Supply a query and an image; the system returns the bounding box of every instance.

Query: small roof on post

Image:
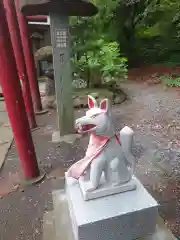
[19,0,98,16]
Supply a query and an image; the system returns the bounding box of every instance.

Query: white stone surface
[79,174,137,201]
[65,174,159,240]
[71,95,136,193]
[52,190,176,240]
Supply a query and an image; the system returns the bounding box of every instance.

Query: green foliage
[112,0,180,66]
[159,75,180,87]
[100,42,128,80]
[73,39,128,87]
[70,0,128,87]
[71,0,180,81]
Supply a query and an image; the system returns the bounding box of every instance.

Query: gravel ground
[118,81,180,235]
[0,80,180,238]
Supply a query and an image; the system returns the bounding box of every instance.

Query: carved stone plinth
[79,173,137,201]
[65,173,159,240]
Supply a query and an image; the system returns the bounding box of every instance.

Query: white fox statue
[67,95,136,193]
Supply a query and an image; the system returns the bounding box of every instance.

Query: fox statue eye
[91,114,99,119]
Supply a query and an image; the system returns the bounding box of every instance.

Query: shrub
[159,75,180,87]
[73,39,128,88]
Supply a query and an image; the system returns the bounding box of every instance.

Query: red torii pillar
[0,1,40,180]
[3,0,37,129]
[15,0,43,113]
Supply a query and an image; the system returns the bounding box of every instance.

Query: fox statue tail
[120,126,135,176]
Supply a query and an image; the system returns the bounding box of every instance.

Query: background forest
[70,0,180,87]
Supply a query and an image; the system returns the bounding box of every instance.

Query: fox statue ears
[100,99,109,112]
[88,95,111,115]
[88,95,98,108]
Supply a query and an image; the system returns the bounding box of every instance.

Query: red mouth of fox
[77,124,96,133]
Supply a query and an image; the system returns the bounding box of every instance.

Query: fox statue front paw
[86,182,98,192]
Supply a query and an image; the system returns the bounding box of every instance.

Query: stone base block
[79,175,137,201]
[65,174,159,240]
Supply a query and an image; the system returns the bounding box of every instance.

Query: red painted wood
[0,1,40,179]
[3,0,37,128]
[15,0,42,112]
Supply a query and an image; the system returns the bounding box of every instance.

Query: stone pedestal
[65,174,159,240]
[79,174,137,201]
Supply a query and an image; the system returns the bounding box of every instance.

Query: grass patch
[159,75,180,87]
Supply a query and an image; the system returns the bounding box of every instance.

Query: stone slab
[52,130,81,144]
[79,174,137,201]
[42,210,56,240]
[54,190,176,240]
[65,174,159,240]
[0,124,13,170]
